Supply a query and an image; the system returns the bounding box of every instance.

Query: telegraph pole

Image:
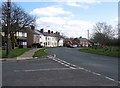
[6,0,11,57]
[87,30,89,40]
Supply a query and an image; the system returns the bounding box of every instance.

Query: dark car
[0,46,7,50]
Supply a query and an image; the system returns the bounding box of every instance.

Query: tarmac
[0,48,41,61]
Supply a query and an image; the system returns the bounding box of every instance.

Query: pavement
[0,48,41,61]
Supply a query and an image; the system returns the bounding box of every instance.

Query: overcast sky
[13,0,118,38]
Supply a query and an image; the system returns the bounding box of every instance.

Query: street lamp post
[6,0,11,57]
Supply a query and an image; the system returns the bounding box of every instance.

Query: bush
[32,43,43,48]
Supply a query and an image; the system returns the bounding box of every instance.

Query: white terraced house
[40,29,64,47]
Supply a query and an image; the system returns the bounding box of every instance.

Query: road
[46,47,118,81]
[2,47,119,86]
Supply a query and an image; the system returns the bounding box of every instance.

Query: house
[64,37,91,47]
[15,29,27,48]
[25,26,44,48]
[1,25,64,48]
[15,26,43,48]
[79,38,91,47]
[40,29,64,47]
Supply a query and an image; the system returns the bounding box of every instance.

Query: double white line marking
[50,54,120,84]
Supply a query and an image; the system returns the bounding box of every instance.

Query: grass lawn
[80,47,120,58]
[33,48,47,57]
[0,49,2,58]
[2,48,31,58]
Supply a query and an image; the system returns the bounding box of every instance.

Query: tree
[91,22,115,46]
[2,2,35,49]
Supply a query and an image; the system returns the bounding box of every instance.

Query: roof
[79,38,89,41]
[33,30,43,35]
[42,32,64,38]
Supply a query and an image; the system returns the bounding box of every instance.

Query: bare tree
[91,22,115,46]
[2,2,35,49]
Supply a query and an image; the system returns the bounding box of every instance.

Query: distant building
[79,38,91,47]
[1,25,64,48]
[40,29,64,47]
[64,37,91,47]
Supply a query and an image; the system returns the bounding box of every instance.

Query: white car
[69,45,77,48]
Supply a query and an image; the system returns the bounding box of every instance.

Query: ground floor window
[20,41,27,45]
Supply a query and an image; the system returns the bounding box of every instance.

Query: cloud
[36,16,94,38]
[64,0,100,4]
[113,17,118,22]
[30,6,71,17]
[66,2,89,9]
[11,0,118,2]
[29,2,95,38]
[67,2,81,7]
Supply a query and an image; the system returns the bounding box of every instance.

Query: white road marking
[71,64,77,67]
[60,63,64,64]
[48,54,119,84]
[105,77,115,81]
[70,67,76,69]
[65,64,69,67]
[14,68,72,72]
[118,81,120,84]
[78,67,84,70]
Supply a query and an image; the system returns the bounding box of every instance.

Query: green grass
[80,47,120,58]
[2,48,31,58]
[0,49,2,58]
[33,48,47,57]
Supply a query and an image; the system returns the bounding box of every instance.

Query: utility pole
[87,30,89,40]
[6,0,11,57]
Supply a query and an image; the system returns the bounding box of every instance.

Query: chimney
[48,30,50,34]
[58,32,60,35]
[51,31,53,33]
[40,28,44,33]
[31,25,35,30]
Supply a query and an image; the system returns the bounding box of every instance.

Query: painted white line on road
[70,67,76,69]
[57,61,61,63]
[105,77,115,81]
[14,68,72,72]
[65,64,69,67]
[78,67,84,70]
[65,62,71,65]
[49,54,119,84]
[60,63,64,64]
[71,64,77,67]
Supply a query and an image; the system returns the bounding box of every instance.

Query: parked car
[0,45,7,50]
[69,44,77,48]
[72,45,77,48]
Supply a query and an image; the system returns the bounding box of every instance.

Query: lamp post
[6,0,11,57]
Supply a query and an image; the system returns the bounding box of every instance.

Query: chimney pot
[48,30,50,34]
[31,25,35,30]
[51,31,53,33]
[40,28,44,33]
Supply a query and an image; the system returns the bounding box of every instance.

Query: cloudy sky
[14,0,118,38]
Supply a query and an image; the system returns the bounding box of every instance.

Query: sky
[4,0,118,38]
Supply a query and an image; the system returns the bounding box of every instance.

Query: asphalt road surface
[2,47,119,86]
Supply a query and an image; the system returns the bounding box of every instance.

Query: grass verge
[33,48,47,57]
[80,47,120,58]
[2,48,31,58]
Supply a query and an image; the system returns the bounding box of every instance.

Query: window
[48,42,50,45]
[20,41,27,45]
